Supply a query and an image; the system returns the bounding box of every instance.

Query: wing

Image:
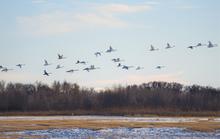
[44,70,47,74]
[58,54,62,58]
[151,45,154,50]
[44,60,48,65]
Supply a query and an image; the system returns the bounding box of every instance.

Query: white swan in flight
[194,43,206,47]
[187,46,194,49]
[16,64,25,68]
[106,46,116,53]
[89,65,100,70]
[56,64,64,69]
[117,63,122,67]
[136,66,144,70]
[112,58,124,63]
[83,67,91,72]
[149,45,159,51]
[58,54,66,60]
[165,43,175,49]
[1,67,13,72]
[76,60,87,65]
[44,60,52,66]
[94,52,102,57]
[188,43,206,49]
[66,69,79,73]
[83,65,100,72]
[43,70,51,76]
[122,65,134,70]
[207,41,218,48]
[156,66,165,69]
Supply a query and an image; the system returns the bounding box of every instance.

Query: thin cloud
[178,5,198,10]
[95,3,152,14]
[75,13,127,27]
[16,3,154,36]
[17,11,77,36]
[143,1,160,5]
[16,11,127,36]
[32,0,48,4]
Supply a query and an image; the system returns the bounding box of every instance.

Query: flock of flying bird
[0,41,218,76]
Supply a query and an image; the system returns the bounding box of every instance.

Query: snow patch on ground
[14,127,220,139]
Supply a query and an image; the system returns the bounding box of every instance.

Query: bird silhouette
[156,66,165,69]
[149,45,159,51]
[117,63,122,67]
[16,64,25,68]
[1,68,13,72]
[76,60,87,65]
[188,43,206,49]
[106,46,116,53]
[94,52,102,57]
[122,65,134,70]
[194,43,205,47]
[56,64,64,69]
[187,46,194,49]
[207,41,218,48]
[43,70,51,76]
[165,43,175,49]
[83,65,100,72]
[58,54,66,60]
[83,67,91,72]
[89,65,100,70]
[44,60,52,66]
[66,69,79,73]
[112,58,124,63]
[136,66,144,70]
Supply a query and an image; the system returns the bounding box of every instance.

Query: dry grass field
[0,116,220,139]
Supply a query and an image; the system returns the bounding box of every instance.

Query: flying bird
[16,64,25,68]
[136,66,144,70]
[106,46,116,53]
[207,41,218,48]
[194,43,206,47]
[58,54,66,60]
[56,64,64,69]
[43,70,51,76]
[156,66,165,69]
[66,69,79,73]
[76,60,87,65]
[149,45,159,51]
[165,43,175,49]
[122,65,134,70]
[117,63,122,67]
[44,60,52,66]
[1,68,13,72]
[94,52,102,57]
[188,43,206,49]
[112,58,124,63]
[187,46,194,49]
[89,65,100,70]
[83,65,100,72]
[83,67,91,72]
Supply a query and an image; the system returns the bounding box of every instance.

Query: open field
[0,116,220,138]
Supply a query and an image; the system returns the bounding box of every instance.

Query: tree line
[0,81,219,113]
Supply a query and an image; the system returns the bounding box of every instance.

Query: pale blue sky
[0,0,219,89]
